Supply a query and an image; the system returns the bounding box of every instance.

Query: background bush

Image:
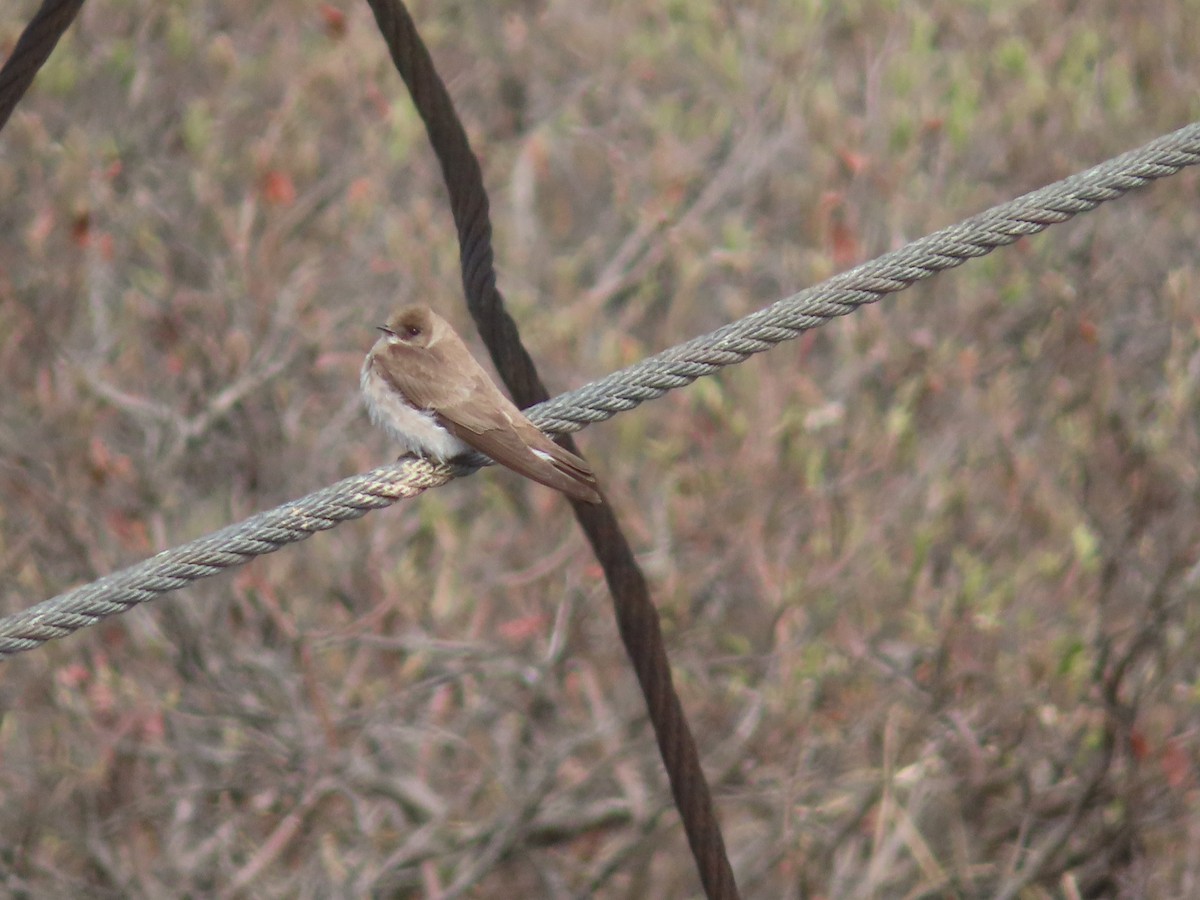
[2,1,1199,895]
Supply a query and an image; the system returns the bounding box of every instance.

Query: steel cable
[2,121,1198,660]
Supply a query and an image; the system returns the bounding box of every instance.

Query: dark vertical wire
[0,1,742,894]
[364,2,740,896]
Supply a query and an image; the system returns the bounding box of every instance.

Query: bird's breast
[360,358,470,460]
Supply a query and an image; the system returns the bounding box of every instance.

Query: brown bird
[361,304,601,504]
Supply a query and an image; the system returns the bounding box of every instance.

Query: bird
[361,304,602,504]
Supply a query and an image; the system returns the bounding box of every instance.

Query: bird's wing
[437,411,601,504]
[376,340,601,504]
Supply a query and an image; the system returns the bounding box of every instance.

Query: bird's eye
[405,325,422,338]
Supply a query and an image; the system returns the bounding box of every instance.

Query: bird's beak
[377,325,396,337]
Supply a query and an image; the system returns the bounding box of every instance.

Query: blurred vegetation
[2,0,1200,896]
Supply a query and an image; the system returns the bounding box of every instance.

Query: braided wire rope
[1,120,1198,661]
[534,123,1200,435]
[0,0,84,132]
[365,2,739,895]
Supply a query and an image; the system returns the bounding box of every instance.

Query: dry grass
[3,0,1200,896]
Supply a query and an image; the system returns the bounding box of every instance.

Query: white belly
[360,361,470,460]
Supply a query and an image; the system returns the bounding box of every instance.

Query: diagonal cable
[0,459,472,656]
[532,122,1200,434]
[2,121,1199,663]
[0,0,85,133]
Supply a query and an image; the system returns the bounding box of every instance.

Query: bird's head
[378,304,440,350]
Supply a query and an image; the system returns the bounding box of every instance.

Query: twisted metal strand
[0,0,85,132]
[528,123,1200,434]
[0,459,470,657]
[368,2,741,895]
[2,121,1199,659]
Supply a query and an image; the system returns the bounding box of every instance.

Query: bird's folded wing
[438,414,601,504]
